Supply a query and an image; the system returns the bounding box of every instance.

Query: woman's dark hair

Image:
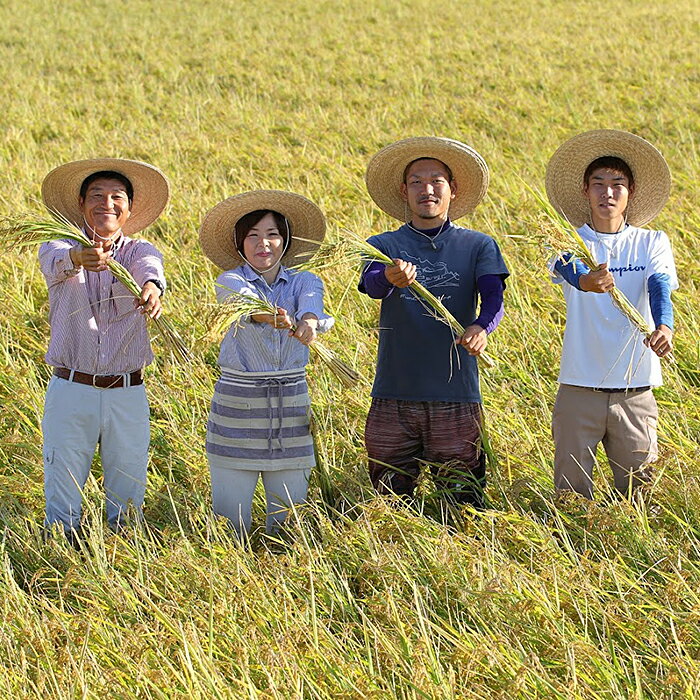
[79,170,134,204]
[583,157,635,188]
[234,209,290,253]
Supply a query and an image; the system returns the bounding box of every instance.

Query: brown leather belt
[53,367,144,388]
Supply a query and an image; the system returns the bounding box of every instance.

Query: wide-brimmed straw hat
[365,136,489,221]
[42,158,169,235]
[545,129,671,227]
[199,190,326,270]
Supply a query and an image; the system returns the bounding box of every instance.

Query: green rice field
[1,0,699,696]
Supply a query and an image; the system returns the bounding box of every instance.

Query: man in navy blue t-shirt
[359,137,509,508]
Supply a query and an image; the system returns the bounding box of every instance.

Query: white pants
[42,376,150,532]
[209,465,310,537]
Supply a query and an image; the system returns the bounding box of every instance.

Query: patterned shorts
[364,398,485,506]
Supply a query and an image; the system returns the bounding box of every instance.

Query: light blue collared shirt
[215,264,334,372]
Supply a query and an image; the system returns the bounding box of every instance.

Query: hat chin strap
[586,204,628,233]
[245,258,282,277]
[83,218,122,244]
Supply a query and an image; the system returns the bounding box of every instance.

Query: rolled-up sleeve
[129,241,166,291]
[38,240,81,286]
[295,272,334,333]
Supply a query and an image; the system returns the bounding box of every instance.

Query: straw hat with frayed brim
[545,129,671,227]
[42,158,169,235]
[199,190,326,270]
[365,137,489,221]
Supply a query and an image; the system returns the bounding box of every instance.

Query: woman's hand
[251,306,294,329]
[290,314,318,346]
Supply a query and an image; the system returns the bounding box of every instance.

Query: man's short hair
[402,158,454,184]
[80,170,134,205]
[234,209,290,253]
[583,157,635,188]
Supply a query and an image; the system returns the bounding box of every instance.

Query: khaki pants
[552,384,658,499]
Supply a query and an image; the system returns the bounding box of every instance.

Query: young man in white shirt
[546,130,677,499]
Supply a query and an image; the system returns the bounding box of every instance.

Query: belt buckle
[92,374,113,388]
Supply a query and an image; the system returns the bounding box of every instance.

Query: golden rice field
[1,0,699,697]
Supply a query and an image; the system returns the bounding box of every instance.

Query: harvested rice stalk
[0,212,190,361]
[204,287,361,389]
[527,185,671,358]
[331,228,496,368]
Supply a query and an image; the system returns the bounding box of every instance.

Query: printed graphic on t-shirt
[397,251,460,301]
[554,224,678,389]
[608,263,646,277]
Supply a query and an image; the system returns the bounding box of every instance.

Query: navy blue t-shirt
[360,223,509,403]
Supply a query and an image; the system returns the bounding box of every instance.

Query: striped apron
[206,367,315,471]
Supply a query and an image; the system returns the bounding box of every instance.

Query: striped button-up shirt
[38,235,166,374]
[216,264,334,372]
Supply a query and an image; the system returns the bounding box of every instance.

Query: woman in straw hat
[39,158,169,540]
[546,129,677,500]
[359,137,509,509]
[199,190,333,537]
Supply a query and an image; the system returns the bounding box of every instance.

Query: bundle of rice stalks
[527,186,668,356]
[0,212,190,361]
[204,287,361,389]
[333,228,496,368]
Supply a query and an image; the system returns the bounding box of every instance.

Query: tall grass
[0,0,699,696]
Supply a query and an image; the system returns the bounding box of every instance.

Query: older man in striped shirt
[38,158,169,538]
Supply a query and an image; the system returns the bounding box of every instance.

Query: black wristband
[145,278,165,296]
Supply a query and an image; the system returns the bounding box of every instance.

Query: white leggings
[209,466,310,536]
